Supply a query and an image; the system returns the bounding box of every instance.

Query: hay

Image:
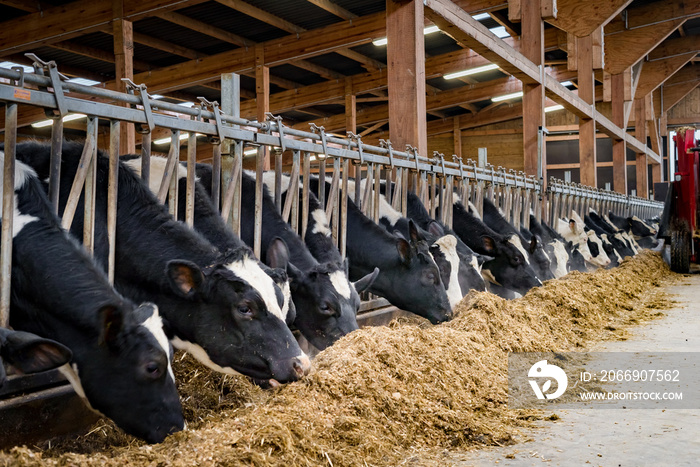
[0,252,678,466]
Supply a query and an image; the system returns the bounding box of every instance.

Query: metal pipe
[254,145,264,259]
[82,116,98,255]
[185,132,197,227]
[1,103,17,327]
[48,118,63,215]
[107,120,120,285]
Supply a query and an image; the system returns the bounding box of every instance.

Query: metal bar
[429,172,437,219]
[373,163,381,224]
[185,132,197,227]
[48,118,63,215]
[1,103,17,327]
[167,140,180,221]
[318,157,326,208]
[340,158,348,258]
[331,157,341,247]
[156,130,180,204]
[281,155,300,224]
[354,163,362,207]
[274,149,282,213]
[211,143,221,211]
[325,158,340,222]
[107,120,119,285]
[82,116,98,255]
[289,150,300,234]
[61,126,96,231]
[220,149,241,224]
[140,132,151,184]
[232,141,242,236]
[254,145,264,259]
[301,152,310,239]
[362,164,373,217]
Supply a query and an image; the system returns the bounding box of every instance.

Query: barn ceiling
[0,0,697,139]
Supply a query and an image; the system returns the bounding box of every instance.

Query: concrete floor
[451,272,700,467]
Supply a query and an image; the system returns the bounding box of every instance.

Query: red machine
[662,129,699,272]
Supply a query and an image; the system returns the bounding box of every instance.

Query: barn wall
[668,87,700,124]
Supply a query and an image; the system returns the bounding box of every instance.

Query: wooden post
[386,0,427,159]
[453,117,462,158]
[611,72,627,194]
[112,0,135,154]
[634,96,648,198]
[521,0,544,178]
[255,44,270,171]
[345,77,358,182]
[577,33,596,187]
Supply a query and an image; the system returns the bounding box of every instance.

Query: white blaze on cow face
[310,209,331,236]
[329,270,352,299]
[226,256,286,322]
[435,234,463,309]
[0,154,40,237]
[631,215,656,235]
[470,255,481,273]
[557,218,593,263]
[550,240,569,278]
[508,235,530,265]
[586,231,610,267]
[140,305,175,382]
[279,279,292,318]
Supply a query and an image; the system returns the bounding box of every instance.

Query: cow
[0,327,72,387]
[13,141,309,387]
[404,191,487,295]
[569,210,611,268]
[583,214,633,263]
[607,211,658,249]
[349,179,478,309]
[480,198,555,282]
[526,215,570,278]
[588,211,638,256]
[555,215,608,270]
[2,151,184,443]
[309,178,452,324]
[122,156,296,330]
[450,199,542,298]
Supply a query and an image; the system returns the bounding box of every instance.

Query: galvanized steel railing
[0,58,664,325]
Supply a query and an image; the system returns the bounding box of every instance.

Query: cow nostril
[292,360,304,378]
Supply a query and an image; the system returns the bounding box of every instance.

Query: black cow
[0,327,72,387]
[309,178,452,324]
[451,200,541,298]
[13,141,309,386]
[3,153,183,443]
[481,198,554,282]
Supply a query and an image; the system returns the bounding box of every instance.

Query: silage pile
[1,252,677,466]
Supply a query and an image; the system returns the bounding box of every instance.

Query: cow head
[525,235,556,281]
[565,241,588,272]
[59,302,184,444]
[479,235,542,296]
[266,238,369,350]
[427,222,486,297]
[629,216,657,237]
[0,328,72,387]
[164,247,310,385]
[585,230,611,268]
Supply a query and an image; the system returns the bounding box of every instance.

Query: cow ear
[408,220,422,243]
[266,237,290,270]
[353,267,379,294]
[99,305,124,350]
[529,236,538,254]
[481,235,496,253]
[396,237,412,265]
[166,260,204,298]
[427,221,444,237]
[285,261,304,287]
[1,332,72,374]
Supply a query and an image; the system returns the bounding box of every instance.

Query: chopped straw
[1,252,679,466]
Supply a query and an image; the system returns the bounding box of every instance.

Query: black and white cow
[405,191,487,295]
[450,200,541,298]
[480,198,555,282]
[588,211,638,256]
[526,214,570,278]
[309,178,452,324]
[607,211,658,249]
[122,156,296,330]
[2,152,183,443]
[538,217,588,273]
[352,179,480,309]
[0,327,72,387]
[14,141,309,386]
[584,214,634,263]
[569,211,612,268]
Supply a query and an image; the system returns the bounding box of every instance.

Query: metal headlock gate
[0,58,664,330]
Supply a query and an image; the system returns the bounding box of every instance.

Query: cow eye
[319,302,336,316]
[236,305,253,317]
[144,361,162,379]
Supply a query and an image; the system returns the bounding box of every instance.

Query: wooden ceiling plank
[604,19,685,75]
[663,80,700,113]
[648,35,700,61]
[50,40,151,71]
[635,52,696,97]
[214,0,304,34]
[0,0,208,56]
[664,63,700,87]
[546,0,632,37]
[155,10,253,48]
[305,0,357,20]
[605,0,700,34]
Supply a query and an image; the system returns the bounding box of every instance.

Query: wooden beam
[306,0,357,20]
[155,10,252,48]
[255,44,270,171]
[546,0,632,37]
[577,33,597,187]
[113,13,135,154]
[521,0,544,177]
[605,0,700,34]
[611,72,627,193]
[49,40,150,71]
[635,52,697,98]
[634,96,648,198]
[0,0,208,56]
[488,10,519,38]
[648,35,700,61]
[663,80,700,113]
[386,0,427,156]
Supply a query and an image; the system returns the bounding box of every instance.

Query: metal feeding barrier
[0,57,665,328]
